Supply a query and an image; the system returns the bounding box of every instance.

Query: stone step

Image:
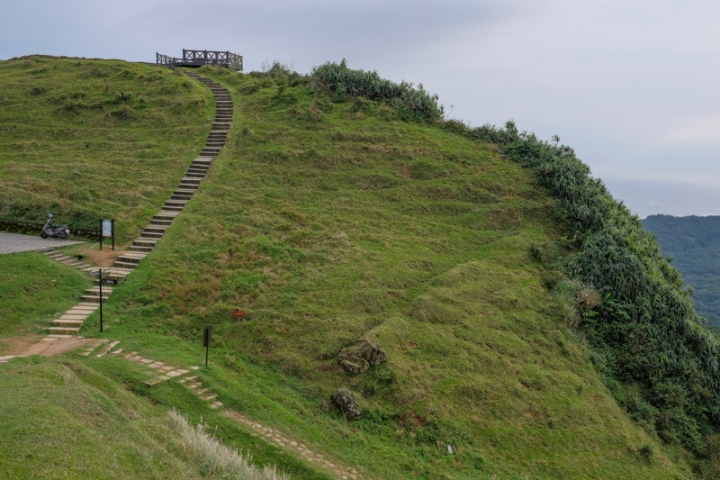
[80,295,108,303]
[112,261,137,270]
[58,312,92,319]
[130,245,153,253]
[49,327,80,335]
[162,205,184,212]
[52,319,84,327]
[181,177,202,184]
[171,193,193,201]
[66,309,97,315]
[153,212,180,220]
[133,238,158,247]
[201,393,217,402]
[140,231,163,239]
[100,270,131,281]
[96,341,120,358]
[116,255,145,265]
[205,140,225,146]
[145,225,169,233]
[148,220,172,227]
[86,286,113,293]
[165,199,187,207]
[185,172,206,179]
[187,167,209,173]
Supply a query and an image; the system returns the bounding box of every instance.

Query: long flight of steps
[40,72,231,336]
[114,72,232,270]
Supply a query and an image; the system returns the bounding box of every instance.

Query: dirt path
[0,335,104,359]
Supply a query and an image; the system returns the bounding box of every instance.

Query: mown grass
[0,251,90,343]
[0,55,213,242]
[79,66,693,478]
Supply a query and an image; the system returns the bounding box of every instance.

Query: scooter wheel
[58,232,68,240]
[40,231,48,239]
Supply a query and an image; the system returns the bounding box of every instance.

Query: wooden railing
[156,49,243,71]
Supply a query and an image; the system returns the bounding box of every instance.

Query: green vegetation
[312,60,443,122]
[168,410,289,480]
[0,251,90,340]
[75,63,692,478]
[0,55,213,242]
[643,214,720,326]
[0,357,204,479]
[5,57,720,478]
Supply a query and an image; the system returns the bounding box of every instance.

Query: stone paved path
[0,232,83,254]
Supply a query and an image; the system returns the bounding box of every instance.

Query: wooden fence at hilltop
[156,49,243,71]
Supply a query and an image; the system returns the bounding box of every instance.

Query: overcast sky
[3,0,719,218]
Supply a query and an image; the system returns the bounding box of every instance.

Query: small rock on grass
[332,388,363,420]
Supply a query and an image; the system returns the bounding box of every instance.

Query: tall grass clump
[168,410,289,480]
[452,120,720,458]
[312,60,443,122]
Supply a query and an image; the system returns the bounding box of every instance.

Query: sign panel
[102,219,112,237]
[203,325,213,347]
[233,310,246,318]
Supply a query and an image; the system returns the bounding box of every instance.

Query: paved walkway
[0,232,83,254]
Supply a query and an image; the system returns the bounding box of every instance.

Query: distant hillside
[643,214,720,326]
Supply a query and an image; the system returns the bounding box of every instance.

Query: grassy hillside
[82,64,692,478]
[0,251,90,342]
[0,55,213,242]
[643,214,720,326]
[0,357,203,479]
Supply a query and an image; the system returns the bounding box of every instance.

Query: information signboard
[99,219,114,250]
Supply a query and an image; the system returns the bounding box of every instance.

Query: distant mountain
[643,214,720,326]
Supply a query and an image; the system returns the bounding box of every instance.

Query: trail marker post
[203,325,213,367]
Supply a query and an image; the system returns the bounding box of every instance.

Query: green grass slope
[0,251,91,341]
[1,357,203,479]
[87,65,692,478]
[0,55,213,242]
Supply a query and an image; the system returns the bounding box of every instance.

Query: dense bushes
[456,121,720,457]
[311,60,443,122]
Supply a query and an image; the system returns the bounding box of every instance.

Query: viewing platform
[156,49,243,71]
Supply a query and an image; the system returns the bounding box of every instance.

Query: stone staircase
[118,72,232,266]
[40,72,231,336]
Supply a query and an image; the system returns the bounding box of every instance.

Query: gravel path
[0,232,84,254]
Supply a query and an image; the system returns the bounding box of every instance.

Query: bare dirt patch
[1,335,103,357]
[65,243,129,267]
[0,335,44,355]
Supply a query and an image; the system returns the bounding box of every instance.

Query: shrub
[458,120,720,456]
[311,60,443,122]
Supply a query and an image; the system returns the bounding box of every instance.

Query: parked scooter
[40,213,70,240]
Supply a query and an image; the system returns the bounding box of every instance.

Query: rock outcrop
[337,339,386,375]
[331,387,363,420]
